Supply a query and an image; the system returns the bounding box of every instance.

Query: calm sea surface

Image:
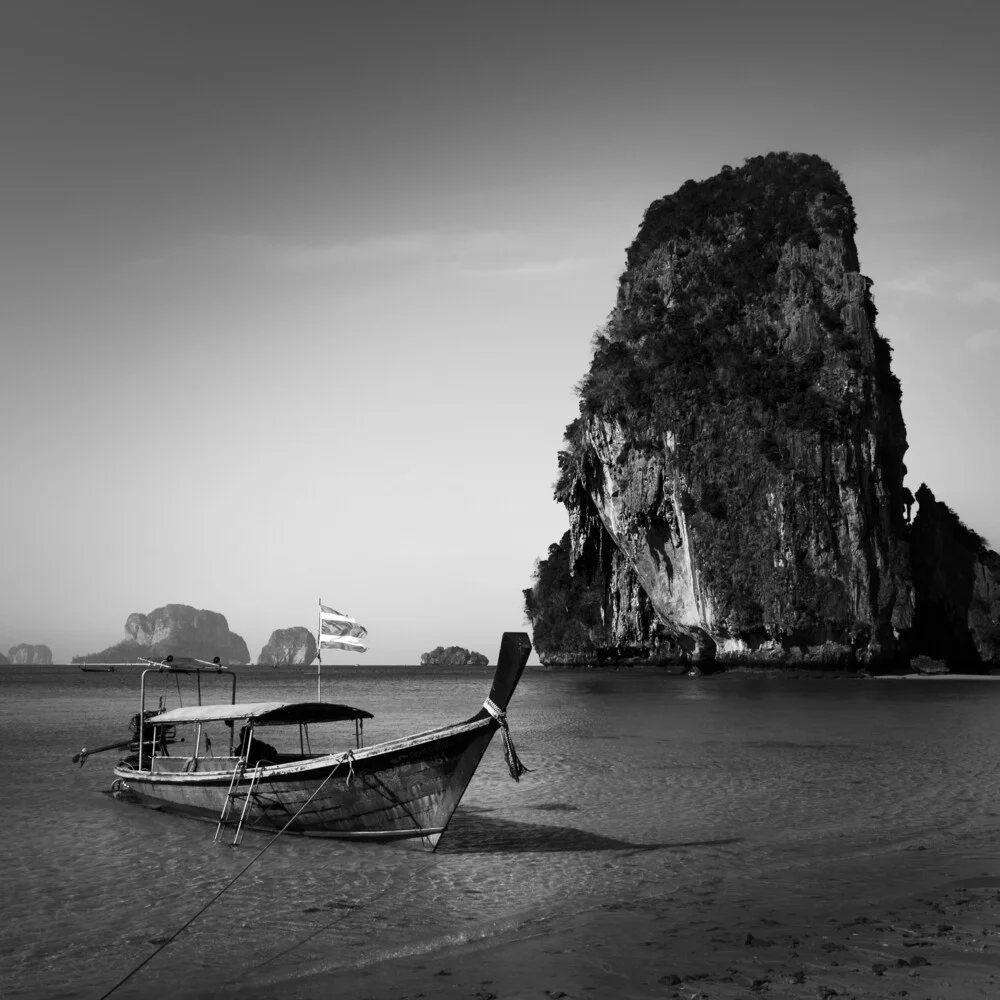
[2,663,999,999]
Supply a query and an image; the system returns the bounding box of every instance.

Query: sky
[2,1,997,664]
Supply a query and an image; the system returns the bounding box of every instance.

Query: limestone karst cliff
[73,604,250,664]
[258,627,317,666]
[526,152,998,670]
[7,644,53,665]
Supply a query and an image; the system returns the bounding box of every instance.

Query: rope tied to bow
[483,698,530,781]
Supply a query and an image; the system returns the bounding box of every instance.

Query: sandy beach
[235,845,1000,1000]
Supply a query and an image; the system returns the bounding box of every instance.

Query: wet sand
[267,868,1000,1000]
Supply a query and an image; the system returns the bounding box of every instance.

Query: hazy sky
[2,2,997,664]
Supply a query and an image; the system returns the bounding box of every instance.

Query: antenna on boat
[316,597,323,701]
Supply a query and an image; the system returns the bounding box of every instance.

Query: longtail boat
[77,632,531,850]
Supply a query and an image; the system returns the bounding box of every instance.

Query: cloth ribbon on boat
[483,698,530,781]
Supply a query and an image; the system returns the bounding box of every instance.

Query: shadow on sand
[439,809,742,855]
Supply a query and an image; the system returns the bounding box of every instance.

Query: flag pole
[317,597,322,701]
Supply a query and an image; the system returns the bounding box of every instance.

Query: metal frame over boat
[99,632,532,849]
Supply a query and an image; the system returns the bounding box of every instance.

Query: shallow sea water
[2,663,999,999]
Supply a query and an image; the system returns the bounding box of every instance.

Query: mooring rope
[483,698,530,781]
[97,757,347,1000]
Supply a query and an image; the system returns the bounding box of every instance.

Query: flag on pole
[317,603,368,653]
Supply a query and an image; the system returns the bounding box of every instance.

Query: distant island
[258,627,317,665]
[420,646,489,666]
[73,603,251,664]
[5,644,53,665]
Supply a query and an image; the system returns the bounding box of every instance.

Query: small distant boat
[77,632,532,850]
[79,665,116,673]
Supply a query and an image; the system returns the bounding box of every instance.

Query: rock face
[258,627,317,666]
[909,485,1000,668]
[528,154,918,669]
[7,644,53,665]
[73,604,250,664]
[420,646,489,666]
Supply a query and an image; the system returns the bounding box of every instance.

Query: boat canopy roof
[145,701,374,726]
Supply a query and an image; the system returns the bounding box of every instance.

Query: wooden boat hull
[115,716,498,848]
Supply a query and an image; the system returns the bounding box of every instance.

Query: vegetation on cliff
[73,640,151,665]
[570,155,894,433]
[523,532,605,660]
[420,646,489,666]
